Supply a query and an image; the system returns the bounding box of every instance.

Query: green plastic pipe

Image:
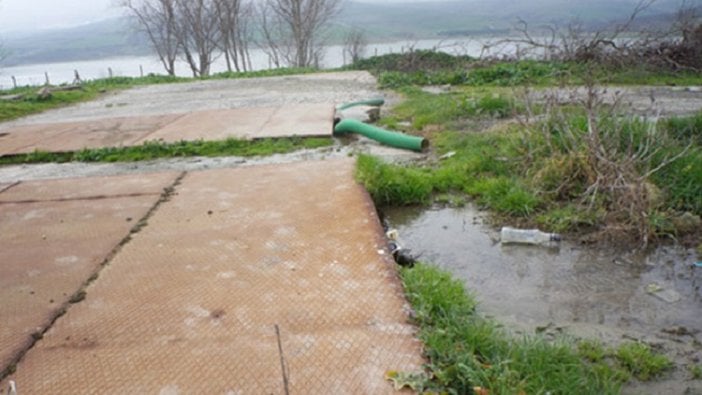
[335,97,385,111]
[334,118,428,152]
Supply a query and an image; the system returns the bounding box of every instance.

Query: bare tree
[214,0,253,72]
[175,0,221,77]
[259,0,342,68]
[343,29,367,65]
[122,0,179,76]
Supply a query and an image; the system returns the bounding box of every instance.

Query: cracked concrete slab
[0,172,179,375]
[136,104,333,144]
[3,160,423,393]
[0,105,333,155]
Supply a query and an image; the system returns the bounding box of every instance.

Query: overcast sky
[0,0,122,33]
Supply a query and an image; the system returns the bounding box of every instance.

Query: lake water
[0,37,513,89]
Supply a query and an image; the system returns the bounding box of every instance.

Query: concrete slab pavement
[0,173,180,376]
[2,160,423,393]
[0,104,333,155]
[134,104,333,144]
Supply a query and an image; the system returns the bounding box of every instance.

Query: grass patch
[355,154,433,205]
[400,263,627,394]
[350,52,702,88]
[386,87,516,131]
[357,126,542,217]
[690,364,702,380]
[359,87,702,241]
[614,342,672,381]
[0,137,333,165]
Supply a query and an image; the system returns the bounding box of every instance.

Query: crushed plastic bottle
[500,226,561,246]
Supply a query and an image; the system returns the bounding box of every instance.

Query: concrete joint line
[136,112,190,143]
[260,106,283,134]
[0,192,164,205]
[275,324,290,395]
[0,181,20,195]
[0,171,187,383]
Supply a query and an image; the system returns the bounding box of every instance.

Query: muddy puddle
[384,204,702,392]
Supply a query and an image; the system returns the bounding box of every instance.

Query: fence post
[140,65,144,78]
[11,76,17,89]
[73,69,82,85]
[108,67,113,78]
[44,72,50,86]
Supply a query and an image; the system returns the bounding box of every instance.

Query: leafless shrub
[343,29,367,65]
[215,0,253,72]
[174,0,221,77]
[258,0,342,68]
[519,80,690,248]
[122,0,180,76]
[492,0,701,72]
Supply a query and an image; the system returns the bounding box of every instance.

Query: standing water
[384,205,702,339]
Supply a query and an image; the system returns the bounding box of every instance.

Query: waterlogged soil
[384,205,702,395]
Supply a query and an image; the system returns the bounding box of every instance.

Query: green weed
[355,52,702,88]
[614,342,672,381]
[390,88,515,130]
[690,364,702,380]
[355,154,432,205]
[401,263,624,394]
[662,112,702,146]
[536,205,601,233]
[577,340,607,363]
[0,137,332,165]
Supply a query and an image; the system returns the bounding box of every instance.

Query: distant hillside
[0,0,690,66]
[1,17,149,66]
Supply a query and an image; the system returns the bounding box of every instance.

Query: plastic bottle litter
[500,227,561,246]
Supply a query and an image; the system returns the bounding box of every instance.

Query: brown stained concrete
[4,160,423,394]
[259,104,335,138]
[0,172,178,203]
[0,105,333,155]
[0,172,179,376]
[0,123,74,156]
[133,107,275,143]
[2,115,182,155]
[135,104,334,143]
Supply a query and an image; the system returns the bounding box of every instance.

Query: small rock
[366,107,380,122]
[36,87,52,100]
[653,289,682,303]
[662,326,695,336]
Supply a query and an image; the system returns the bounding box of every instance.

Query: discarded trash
[439,151,456,160]
[6,381,17,395]
[334,119,428,152]
[500,227,561,246]
[393,248,417,267]
[646,283,663,293]
[646,283,681,303]
[693,262,702,268]
[385,228,416,267]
